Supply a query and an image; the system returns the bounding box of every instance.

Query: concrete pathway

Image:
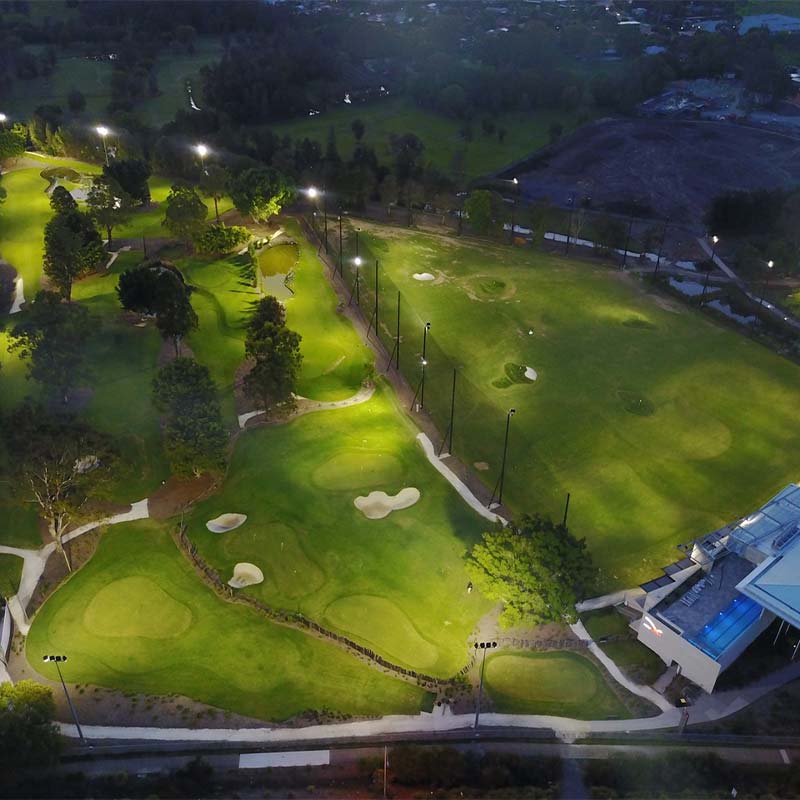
[576,587,644,613]
[104,245,132,271]
[417,433,506,525]
[569,620,673,713]
[61,499,149,544]
[237,383,375,429]
[9,276,24,314]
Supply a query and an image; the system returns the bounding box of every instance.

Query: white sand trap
[206,513,248,533]
[524,366,537,381]
[412,272,435,282]
[354,488,420,520]
[228,562,264,588]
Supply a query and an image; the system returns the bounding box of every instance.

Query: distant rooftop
[728,484,800,559]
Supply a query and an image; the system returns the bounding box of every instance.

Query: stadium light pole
[654,219,669,278]
[473,641,498,731]
[96,125,110,167]
[42,655,86,743]
[195,143,209,175]
[352,255,362,305]
[307,186,328,252]
[338,214,343,276]
[762,259,774,306]
[409,322,431,411]
[438,367,457,458]
[489,409,516,508]
[0,112,7,129]
[565,193,575,256]
[355,226,361,261]
[701,235,718,305]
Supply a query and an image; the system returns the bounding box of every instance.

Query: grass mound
[623,317,657,330]
[40,166,82,183]
[83,577,192,639]
[485,651,631,719]
[618,390,655,417]
[492,362,535,389]
[311,450,404,491]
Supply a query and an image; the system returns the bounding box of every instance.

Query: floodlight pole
[654,220,668,277]
[489,409,515,508]
[622,216,634,270]
[473,641,497,731]
[565,193,575,256]
[322,185,328,253]
[43,656,86,743]
[386,291,401,371]
[374,259,379,335]
[563,492,571,528]
[438,368,457,458]
[338,214,343,276]
[509,199,516,246]
[409,322,431,410]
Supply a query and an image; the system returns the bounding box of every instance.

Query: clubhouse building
[630,484,800,692]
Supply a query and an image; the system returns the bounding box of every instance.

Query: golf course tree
[243,295,302,414]
[86,174,133,247]
[194,223,249,256]
[152,358,227,478]
[0,123,26,163]
[8,290,93,404]
[104,158,151,206]
[43,195,106,301]
[467,514,593,627]
[0,681,61,779]
[3,402,118,570]
[229,166,294,224]
[199,163,229,223]
[464,190,497,236]
[162,183,207,250]
[116,260,197,355]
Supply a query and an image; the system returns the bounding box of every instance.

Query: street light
[410,322,431,411]
[95,125,110,167]
[489,409,516,508]
[762,259,774,306]
[42,655,86,743]
[195,143,209,174]
[0,113,7,128]
[473,640,498,731]
[701,235,719,305]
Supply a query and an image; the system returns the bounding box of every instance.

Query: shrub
[195,223,250,255]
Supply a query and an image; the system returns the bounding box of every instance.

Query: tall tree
[8,290,93,403]
[4,404,117,569]
[49,185,78,215]
[467,514,593,627]
[464,190,495,236]
[229,167,293,224]
[86,175,133,247]
[351,118,366,142]
[152,358,227,477]
[243,296,302,413]
[0,681,61,777]
[104,158,151,205]
[199,163,228,223]
[43,209,105,300]
[155,278,198,356]
[162,184,207,249]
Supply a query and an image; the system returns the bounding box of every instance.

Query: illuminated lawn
[0,554,24,597]
[484,651,632,719]
[187,383,491,678]
[350,222,800,588]
[27,521,429,721]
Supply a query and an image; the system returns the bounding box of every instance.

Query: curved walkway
[237,383,375,429]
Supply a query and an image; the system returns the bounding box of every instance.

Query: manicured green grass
[27,520,429,721]
[272,97,590,180]
[187,383,491,678]
[485,651,632,719]
[349,222,800,589]
[0,491,41,550]
[0,554,24,597]
[258,242,298,276]
[582,609,632,640]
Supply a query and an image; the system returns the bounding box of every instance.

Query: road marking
[780,749,790,764]
[239,750,330,769]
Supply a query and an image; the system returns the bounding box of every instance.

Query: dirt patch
[148,473,219,520]
[157,338,195,366]
[474,461,490,471]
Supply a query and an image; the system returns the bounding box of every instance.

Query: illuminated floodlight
[96,125,109,137]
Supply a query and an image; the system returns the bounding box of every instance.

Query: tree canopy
[86,174,133,246]
[152,358,227,477]
[104,158,151,205]
[162,184,207,248]
[229,167,293,224]
[467,514,593,627]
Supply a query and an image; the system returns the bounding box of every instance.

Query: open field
[0,554,24,598]
[346,221,800,588]
[27,521,429,720]
[187,384,491,678]
[272,97,589,181]
[484,650,632,719]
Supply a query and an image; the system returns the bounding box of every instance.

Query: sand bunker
[354,488,420,520]
[524,366,538,381]
[413,272,435,282]
[228,562,264,588]
[206,513,248,533]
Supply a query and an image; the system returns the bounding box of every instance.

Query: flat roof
[655,554,754,638]
[728,484,800,558]
[738,537,800,629]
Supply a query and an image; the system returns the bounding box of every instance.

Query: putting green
[312,450,405,492]
[349,222,800,588]
[258,242,298,277]
[485,651,631,719]
[28,521,429,720]
[83,577,193,639]
[323,595,440,671]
